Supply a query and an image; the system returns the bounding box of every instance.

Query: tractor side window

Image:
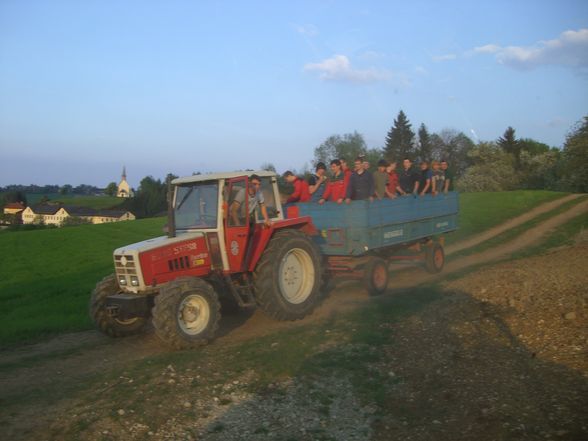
[228,180,247,227]
[260,177,277,219]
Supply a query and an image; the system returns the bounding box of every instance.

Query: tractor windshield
[174,182,219,230]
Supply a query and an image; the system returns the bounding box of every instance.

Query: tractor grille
[114,254,138,281]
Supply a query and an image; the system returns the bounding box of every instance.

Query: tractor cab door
[224,177,250,272]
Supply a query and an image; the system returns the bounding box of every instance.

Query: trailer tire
[363,257,389,296]
[254,229,323,321]
[425,243,445,274]
[90,274,147,337]
[152,277,220,349]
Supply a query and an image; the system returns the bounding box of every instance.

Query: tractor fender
[247,216,318,272]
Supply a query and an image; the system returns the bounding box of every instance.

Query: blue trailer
[285,192,459,294]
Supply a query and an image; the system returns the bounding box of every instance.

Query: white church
[117,166,134,198]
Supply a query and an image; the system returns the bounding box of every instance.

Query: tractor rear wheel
[425,242,445,274]
[254,230,323,321]
[363,257,389,296]
[90,274,147,337]
[152,277,221,349]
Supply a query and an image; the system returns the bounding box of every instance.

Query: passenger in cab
[418,161,433,196]
[345,157,375,203]
[283,171,311,203]
[308,162,328,202]
[319,159,347,204]
[397,158,419,196]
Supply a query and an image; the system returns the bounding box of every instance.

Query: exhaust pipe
[167,179,176,238]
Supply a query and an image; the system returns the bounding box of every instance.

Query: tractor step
[224,275,256,308]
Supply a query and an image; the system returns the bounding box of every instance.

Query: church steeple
[122,166,127,180]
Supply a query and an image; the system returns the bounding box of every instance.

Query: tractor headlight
[130,276,139,286]
[118,276,127,286]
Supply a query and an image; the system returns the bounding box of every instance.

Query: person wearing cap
[345,156,375,203]
[308,162,328,203]
[283,171,311,203]
[319,159,347,204]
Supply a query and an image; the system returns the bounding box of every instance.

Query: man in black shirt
[345,157,375,203]
[397,158,419,196]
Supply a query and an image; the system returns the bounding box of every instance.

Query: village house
[21,205,135,226]
[1,202,26,225]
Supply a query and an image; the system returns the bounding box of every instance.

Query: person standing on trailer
[441,160,454,193]
[431,161,444,195]
[373,159,390,200]
[283,171,311,203]
[397,158,419,196]
[418,161,433,196]
[386,160,399,198]
[345,157,375,203]
[308,162,328,203]
[319,159,347,204]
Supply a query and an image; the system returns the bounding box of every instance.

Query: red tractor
[90,171,324,349]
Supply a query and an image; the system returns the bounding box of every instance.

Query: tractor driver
[230,174,271,228]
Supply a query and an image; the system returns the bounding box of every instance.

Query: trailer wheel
[152,277,220,349]
[363,257,389,296]
[90,274,147,337]
[254,230,323,321]
[425,243,445,274]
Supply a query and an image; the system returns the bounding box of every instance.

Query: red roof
[4,202,26,210]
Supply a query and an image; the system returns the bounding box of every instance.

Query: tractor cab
[170,171,283,272]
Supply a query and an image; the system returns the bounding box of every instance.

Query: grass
[24,193,125,209]
[0,217,165,346]
[449,194,587,259]
[448,190,569,244]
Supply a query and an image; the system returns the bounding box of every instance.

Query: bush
[456,143,519,192]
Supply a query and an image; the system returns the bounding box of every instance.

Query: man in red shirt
[283,171,311,203]
[386,160,399,198]
[319,159,347,204]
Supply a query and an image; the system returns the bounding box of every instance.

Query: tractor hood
[114,232,204,255]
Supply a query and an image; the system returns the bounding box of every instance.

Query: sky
[1,0,587,188]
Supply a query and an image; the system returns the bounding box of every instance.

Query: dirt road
[1,196,586,440]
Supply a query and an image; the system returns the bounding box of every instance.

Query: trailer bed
[285,192,459,256]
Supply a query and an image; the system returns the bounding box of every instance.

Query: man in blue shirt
[345,157,375,203]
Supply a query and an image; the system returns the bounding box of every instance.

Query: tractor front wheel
[152,277,221,349]
[254,230,323,321]
[90,274,147,337]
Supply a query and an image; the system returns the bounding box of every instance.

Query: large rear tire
[152,277,221,349]
[363,257,389,296]
[254,230,323,321]
[90,274,147,337]
[425,243,445,274]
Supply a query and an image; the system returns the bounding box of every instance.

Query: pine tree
[417,123,432,162]
[498,126,522,170]
[384,110,415,161]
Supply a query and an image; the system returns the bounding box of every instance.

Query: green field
[24,193,124,209]
[0,190,574,347]
[0,218,165,346]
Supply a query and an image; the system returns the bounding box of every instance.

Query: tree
[384,110,415,160]
[498,126,522,170]
[0,190,27,206]
[417,123,432,162]
[456,142,519,192]
[560,116,588,192]
[518,138,551,156]
[104,182,118,196]
[260,163,276,172]
[430,129,475,177]
[314,132,369,165]
[59,184,73,195]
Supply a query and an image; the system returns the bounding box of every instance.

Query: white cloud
[414,66,428,75]
[432,53,457,62]
[296,24,318,38]
[473,28,588,70]
[304,55,390,83]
